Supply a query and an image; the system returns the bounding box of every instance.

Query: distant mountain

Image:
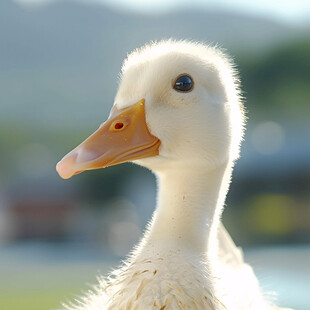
[0,0,307,127]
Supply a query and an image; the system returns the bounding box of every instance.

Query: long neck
[141,163,232,256]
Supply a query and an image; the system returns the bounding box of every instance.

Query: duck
[56,40,290,310]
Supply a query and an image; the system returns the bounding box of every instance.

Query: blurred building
[0,177,77,241]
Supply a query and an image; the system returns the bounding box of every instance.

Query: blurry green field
[1,289,78,310]
[0,258,113,310]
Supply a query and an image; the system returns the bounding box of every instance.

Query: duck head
[56,40,244,179]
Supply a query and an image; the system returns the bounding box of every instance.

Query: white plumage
[59,40,291,310]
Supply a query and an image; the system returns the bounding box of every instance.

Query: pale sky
[13,0,310,25]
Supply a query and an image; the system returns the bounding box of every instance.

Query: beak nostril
[112,121,126,131]
[115,122,124,130]
[109,120,127,132]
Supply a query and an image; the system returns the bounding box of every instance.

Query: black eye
[173,74,194,92]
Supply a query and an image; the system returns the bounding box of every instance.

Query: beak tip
[56,162,71,179]
[56,154,77,180]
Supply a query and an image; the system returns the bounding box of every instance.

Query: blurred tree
[237,38,310,118]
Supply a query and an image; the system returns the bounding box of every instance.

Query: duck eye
[173,74,193,92]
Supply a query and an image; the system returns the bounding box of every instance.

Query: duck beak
[56,99,160,179]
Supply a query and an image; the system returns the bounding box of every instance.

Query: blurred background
[0,0,309,309]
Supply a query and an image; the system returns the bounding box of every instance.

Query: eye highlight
[173,74,194,92]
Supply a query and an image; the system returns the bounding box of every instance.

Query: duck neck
[144,163,232,256]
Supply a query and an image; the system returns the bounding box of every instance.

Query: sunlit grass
[0,289,79,310]
[0,262,113,310]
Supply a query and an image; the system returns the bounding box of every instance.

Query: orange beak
[56,99,160,179]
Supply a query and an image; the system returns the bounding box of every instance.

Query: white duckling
[56,40,290,310]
